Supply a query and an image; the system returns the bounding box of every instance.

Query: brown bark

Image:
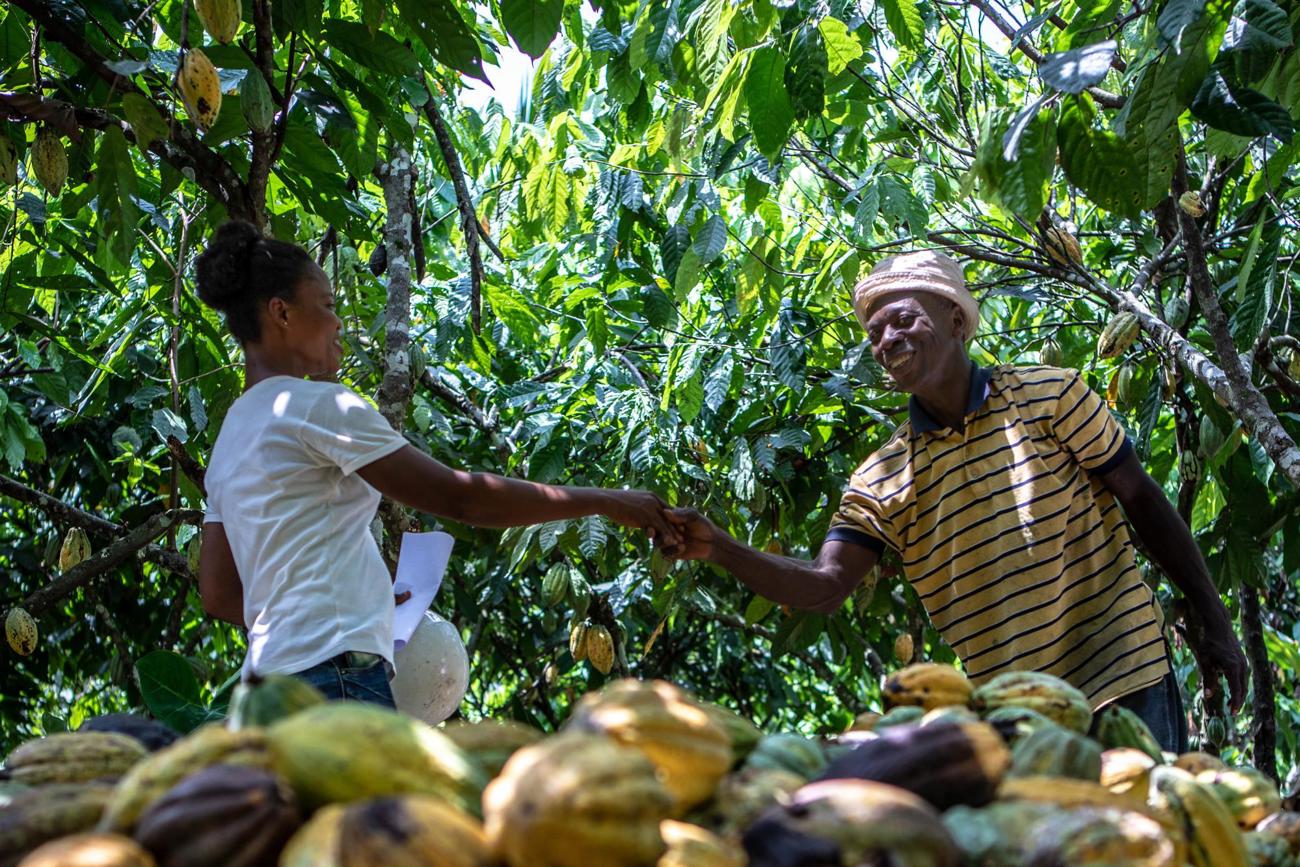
[422,93,484,332]
[1240,584,1277,781]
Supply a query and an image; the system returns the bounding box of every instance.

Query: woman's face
[280,264,343,378]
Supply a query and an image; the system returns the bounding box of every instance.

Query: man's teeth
[888,352,914,371]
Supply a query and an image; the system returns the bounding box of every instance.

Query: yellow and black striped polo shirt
[828,364,1168,709]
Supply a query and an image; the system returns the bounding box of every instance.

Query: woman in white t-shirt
[193,221,681,706]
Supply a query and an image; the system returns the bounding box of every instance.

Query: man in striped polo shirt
[664,250,1246,750]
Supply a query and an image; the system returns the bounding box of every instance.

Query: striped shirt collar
[908,363,993,434]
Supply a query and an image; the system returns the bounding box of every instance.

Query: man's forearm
[710,533,850,613]
[1125,484,1227,622]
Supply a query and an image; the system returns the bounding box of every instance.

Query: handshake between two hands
[602,489,720,562]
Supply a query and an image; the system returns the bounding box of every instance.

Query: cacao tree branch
[421,90,484,333]
[1240,584,1277,781]
[244,0,278,230]
[0,473,191,577]
[22,508,203,615]
[165,435,207,497]
[418,368,514,463]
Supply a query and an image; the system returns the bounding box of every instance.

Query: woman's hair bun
[194,220,262,312]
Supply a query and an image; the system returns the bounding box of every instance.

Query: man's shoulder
[989,363,1077,394]
[850,422,916,482]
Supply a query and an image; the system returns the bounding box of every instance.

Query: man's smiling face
[865,291,965,393]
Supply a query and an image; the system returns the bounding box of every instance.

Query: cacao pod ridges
[1044,226,1083,267]
[177,48,222,132]
[240,69,276,134]
[59,528,92,572]
[31,128,68,196]
[7,607,38,656]
[193,0,240,44]
[585,624,615,675]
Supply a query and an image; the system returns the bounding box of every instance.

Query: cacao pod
[482,732,673,867]
[743,733,827,780]
[1099,747,1157,802]
[6,607,38,656]
[568,620,589,662]
[1179,191,1207,218]
[225,673,325,731]
[336,795,490,867]
[4,733,147,786]
[1097,311,1141,360]
[1197,767,1282,829]
[1172,751,1227,775]
[971,670,1092,733]
[193,0,240,44]
[17,832,155,867]
[882,662,974,711]
[1045,227,1083,266]
[278,804,343,867]
[77,715,179,753]
[742,779,960,867]
[982,705,1057,745]
[1093,704,1164,763]
[59,528,91,572]
[439,720,543,778]
[98,724,270,833]
[1199,414,1226,460]
[705,767,805,837]
[1149,765,1250,867]
[367,244,387,277]
[177,48,221,132]
[585,623,615,674]
[1164,295,1191,330]
[919,705,979,727]
[541,563,569,607]
[1290,349,1300,383]
[1008,725,1102,781]
[944,801,1066,866]
[893,632,914,664]
[1116,363,1139,409]
[132,764,300,867]
[566,679,732,813]
[819,721,1011,811]
[185,536,201,576]
[240,69,275,134]
[1039,337,1064,367]
[0,783,115,865]
[700,703,762,763]
[1025,806,1179,867]
[30,128,67,196]
[873,705,926,729]
[266,702,486,813]
[0,136,17,186]
[999,776,1149,813]
[658,820,746,867]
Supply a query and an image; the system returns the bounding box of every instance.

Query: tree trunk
[1240,583,1277,781]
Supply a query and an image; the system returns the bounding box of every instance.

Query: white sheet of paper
[392,530,454,651]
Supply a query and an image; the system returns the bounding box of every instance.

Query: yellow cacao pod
[0,136,17,186]
[566,679,733,814]
[17,832,156,867]
[439,720,543,778]
[337,795,491,867]
[1025,806,1179,867]
[569,620,590,661]
[1150,766,1250,867]
[59,528,92,572]
[193,0,240,44]
[893,632,915,665]
[881,662,973,711]
[1097,311,1141,360]
[972,670,1092,733]
[31,128,67,196]
[177,48,221,132]
[1045,227,1083,266]
[3,732,146,786]
[483,732,673,867]
[1172,751,1227,775]
[585,624,615,675]
[1179,191,1207,218]
[6,607,38,656]
[278,803,344,867]
[657,820,746,867]
[0,783,116,865]
[1099,748,1158,802]
[1196,767,1282,829]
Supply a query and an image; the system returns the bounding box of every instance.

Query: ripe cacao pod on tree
[31,128,68,196]
[1097,312,1140,360]
[1044,227,1083,266]
[193,0,240,44]
[1178,191,1207,218]
[568,619,590,662]
[893,633,914,665]
[585,624,615,675]
[59,528,92,572]
[7,607,38,656]
[177,49,221,132]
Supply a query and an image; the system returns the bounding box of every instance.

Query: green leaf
[693,214,727,264]
[585,300,608,356]
[1158,0,1209,51]
[731,439,756,500]
[484,281,542,340]
[1117,8,1228,138]
[321,21,419,77]
[94,127,139,266]
[662,223,690,284]
[134,650,210,734]
[1040,40,1117,94]
[1191,69,1295,140]
[818,17,863,75]
[500,0,564,58]
[393,0,487,81]
[744,594,776,623]
[1057,0,1122,50]
[704,351,735,413]
[879,0,925,50]
[121,94,168,151]
[744,46,795,160]
[1058,97,1150,218]
[578,516,607,559]
[674,246,702,301]
[785,25,827,120]
[280,0,324,40]
[688,0,733,89]
[1230,217,1278,350]
[629,0,681,70]
[677,371,704,423]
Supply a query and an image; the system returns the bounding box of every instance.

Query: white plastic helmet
[391,610,469,724]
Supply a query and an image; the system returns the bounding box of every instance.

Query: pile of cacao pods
[2,661,1297,866]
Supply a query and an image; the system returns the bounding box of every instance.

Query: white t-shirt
[204,376,409,677]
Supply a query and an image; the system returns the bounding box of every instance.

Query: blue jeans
[1114,668,1189,753]
[293,652,396,708]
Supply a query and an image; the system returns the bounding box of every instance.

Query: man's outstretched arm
[663,508,879,614]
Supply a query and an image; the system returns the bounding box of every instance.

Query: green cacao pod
[541,563,569,608]
[1026,805,1180,867]
[177,48,221,132]
[193,0,240,43]
[1008,725,1102,781]
[743,733,827,781]
[1196,767,1282,829]
[1199,415,1226,460]
[239,69,275,134]
[1256,813,1300,857]
[225,673,326,731]
[1093,704,1164,763]
[59,528,92,572]
[972,670,1093,733]
[944,801,1066,866]
[185,536,201,576]
[0,136,17,186]
[982,705,1057,745]
[700,703,762,763]
[440,720,543,778]
[1244,830,1298,867]
[1097,311,1140,360]
[1164,295,1191,330]
[873,705,926,729]
[0,783,116,865]
[31,128,68,196]
[569,619,590,662]
[1039,338,1064,367]
[1116,363,1139,409]
[6,607,38,656]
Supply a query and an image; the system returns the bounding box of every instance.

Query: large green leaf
[785,25,827,120]
[973,105,1056,221]
[1191,69,1295,139]
[1058,98,1151,218]
[94,127,138,267]
[500,0,564,59]
[744,46,795,160]
[321,21,419,77]
[393,0,487,81]
[879,0,924,50]
[1157,0,1209,50]
[694,214,728,264]
[134,650,213,734]
[818,17,863,75]
[1039,41,1116,94]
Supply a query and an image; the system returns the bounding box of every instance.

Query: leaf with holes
[1058,98,1148,218]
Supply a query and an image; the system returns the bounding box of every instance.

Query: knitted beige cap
[852,250,980,342]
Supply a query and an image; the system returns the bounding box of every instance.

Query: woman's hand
[602,490,683,551]
[659,507,717,561]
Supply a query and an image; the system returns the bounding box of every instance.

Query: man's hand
[1188,612,1249,712]
[659,507,717,561]
[602,490,683,552]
